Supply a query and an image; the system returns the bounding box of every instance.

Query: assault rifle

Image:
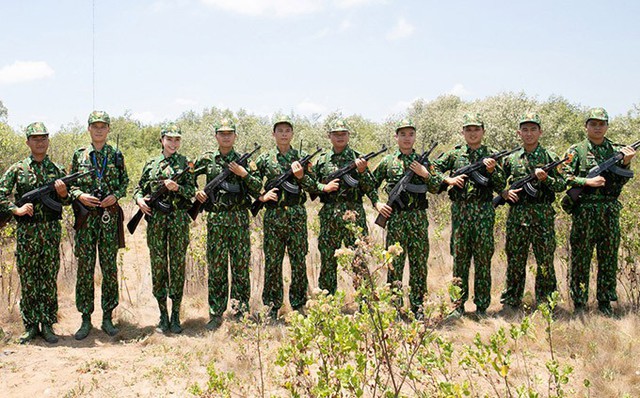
[438,147,520,193]
[127,164,196,234]
[492,156,569,208]
[309,145,388,201]
[187,144,261,221]
[250,147,322,217]
[0,169,93,228]
[374,142,438,228]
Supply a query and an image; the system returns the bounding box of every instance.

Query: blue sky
[1,0,639,132]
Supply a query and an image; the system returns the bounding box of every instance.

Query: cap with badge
[161,122,182,137]
[88,110,111,125]
[462,113,484,128]
[519,112,541,127]
[273,115,293,131]
[586,107,609,123]
[329,118,350,133]
[215,118,236,133]
[25,122,49,138]
[395,117,416,133]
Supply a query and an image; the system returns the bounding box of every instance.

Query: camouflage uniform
[313,137,378,295]
[255,132,317,315]
[0,123,67,338]
[562,108,632,311]
[194,128,262,320]
[434,114,506,313]
[372,143,442,314]
[70,112,129,325]
[500,128,565,307]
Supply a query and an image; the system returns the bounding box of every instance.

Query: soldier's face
[88,122,110,144]
[273,123,293,146]
[216,130,236,150]
[517,123,542,147]
[585,119,608,142]
[395,127,416,151]
[161,136,181,156]
[329,131,349,152]
[26,135,49,157]
[462,125,484,147]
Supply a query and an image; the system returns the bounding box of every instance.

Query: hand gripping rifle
[438,147,520,193]
[374,142,438,228]
[0,169,93,228]
[250,147,322,217]
[563,139,640,205]
[187,144,261,221]
[127,164,195,234]
[309,145,388,201]
[492,156,570,208]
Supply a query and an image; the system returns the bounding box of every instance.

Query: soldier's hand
[534,168,548,182]
[195,190,208,203]
[445,174,467,188]
[79,193,101,207]
[291,161,304,179]
[54,179,68,198]
[13,203,34,217]
[164,179,179,192]
[101,194,117,208]
[229,162,248,178]
[260,187,279,202]
[137,198,152,215]
[323,179,340,193]
[483,158,496,173]
[503,188,523,203]
[586,175,606,187]
[410,160,430,178]
[375,202,393,218]
[621,146,636,165]
[355,158,367,173]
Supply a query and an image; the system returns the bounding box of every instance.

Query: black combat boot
[19,324,39,344]
[41,324,59,344]
[169,299,183,334]
[156,299,170,333]
[74,314,92,340]
[101,310,119,336]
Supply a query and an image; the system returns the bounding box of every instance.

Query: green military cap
[329,118,350,133]
[25,122,49,138]
[273,115,293,131]
[518,112,541,127]
[395,118,416,133]
[462,113,484,128]
[215,118,236,133]
[161,122,182,137]
[88,110,111,125]
[586,107,609,122]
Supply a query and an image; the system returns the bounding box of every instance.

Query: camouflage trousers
[147,210,190,302]
[450,201,495,311]
[75,211,119,315]
[569,201,621,306]
[16,221,61,327]
[263,205,309,312]
[386,208,429,313]
[207,211,251,317]
[501,205,557,307]
[318,202,367,295]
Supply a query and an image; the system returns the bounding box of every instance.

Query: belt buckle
[101,211,111,224]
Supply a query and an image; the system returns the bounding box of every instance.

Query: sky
[1,0,640,133]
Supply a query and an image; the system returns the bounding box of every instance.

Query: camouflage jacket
[372,149,443,210]
[313,145,377,205]
[254,147,318,207]
[69,143,129,205]
[0,155,69,221]
[194,148,262,213]
[433,144,506,202]
[133,152,195,211]
[562,137,631,201]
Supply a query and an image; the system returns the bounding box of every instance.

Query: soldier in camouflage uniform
[372,119,443,316]
[134,123,195,333]
[313,119,377,296]
[434,113,506,318]
[194,119,262,330]
[0,123,69,344]
[499,113,566,312]
[254,116,317,319]
[562,108,636,316]
[70,111,129,340]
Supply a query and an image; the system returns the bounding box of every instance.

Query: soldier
[313,119,377,296]
[70,110,129,340]
[254,116,317,319]
[499,113,566,313]
[194,119,261,330]
[0,123,68,344]
[563,108,636,316]
[133,123,195,333]
[434,113,506,318]
[372,119,442,317]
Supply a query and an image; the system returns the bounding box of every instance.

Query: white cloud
[200,0,323,17]
[174,97,198,106]
[390,97,419,113]
[449,83,471,97]
[312,27,331,39]
[339,18,352,31]
[296,99,327,115]
[0,61,54,85]
[334,0,382,8]
[386,17,415,40]
[132,111,157,124]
